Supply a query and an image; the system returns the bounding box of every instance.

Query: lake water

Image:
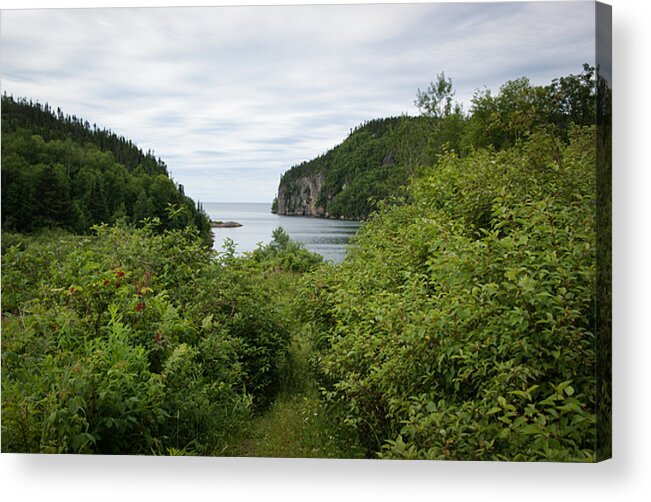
[203,202,361,263]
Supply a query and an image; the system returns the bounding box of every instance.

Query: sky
[1,1,596,203]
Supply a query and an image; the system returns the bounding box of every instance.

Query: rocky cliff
[276,172,327,216]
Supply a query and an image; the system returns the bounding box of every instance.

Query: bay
[203,202,361,263]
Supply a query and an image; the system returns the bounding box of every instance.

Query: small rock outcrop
[211,221,242,228]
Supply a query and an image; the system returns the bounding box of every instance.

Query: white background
[1,0,648,501]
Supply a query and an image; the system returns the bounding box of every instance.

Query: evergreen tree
[133,189,155,224]
[35,163,72,228]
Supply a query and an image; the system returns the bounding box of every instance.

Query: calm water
[203,202,361,263]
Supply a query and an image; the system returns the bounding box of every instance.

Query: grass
[229,300,364,459]
[232,391,362,459]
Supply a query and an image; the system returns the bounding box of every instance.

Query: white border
[1,1,648,501]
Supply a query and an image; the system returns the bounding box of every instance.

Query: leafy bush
[1,222,293,453]
[249,227,323,274]
[303,126,597,461]
[1,303,165,453]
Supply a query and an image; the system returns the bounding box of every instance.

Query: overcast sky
[1,2,596,203]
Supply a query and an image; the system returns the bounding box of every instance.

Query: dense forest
[1,95,212,244]
[274,65,599,220]
[1,65,610,460]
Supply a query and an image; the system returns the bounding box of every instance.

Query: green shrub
[303,126,597,461]
[249,227,323,274]
[1,222,292,454]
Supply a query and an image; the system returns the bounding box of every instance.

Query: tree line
[275,64,598,220]
[1,95,212,244]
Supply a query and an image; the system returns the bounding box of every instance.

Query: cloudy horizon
[1,2,596,203]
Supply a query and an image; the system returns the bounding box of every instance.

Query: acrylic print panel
[0,1,611,461]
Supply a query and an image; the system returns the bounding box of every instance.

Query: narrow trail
[231,334,364,459]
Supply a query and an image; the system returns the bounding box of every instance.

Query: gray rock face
[276,172,327,216]
[382,153,396,166]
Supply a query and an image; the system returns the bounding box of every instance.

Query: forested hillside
[1,95,212,244]
[274,116,408,219]
[274,65,598,220]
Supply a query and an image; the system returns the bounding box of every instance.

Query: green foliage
[463,65,596,151]
[1,95,212,245]
[302,126,598,461]
[414,71,459,119]
[1,223,296,454]
[249,227,323,274]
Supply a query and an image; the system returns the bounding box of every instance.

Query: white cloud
[1,2,595,202]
